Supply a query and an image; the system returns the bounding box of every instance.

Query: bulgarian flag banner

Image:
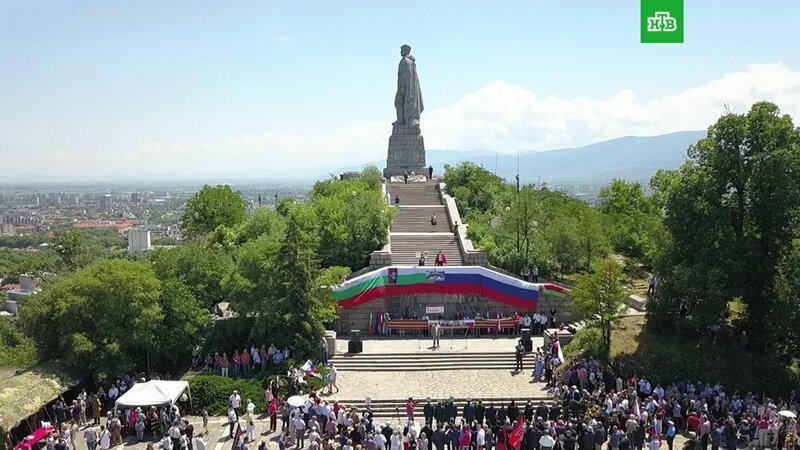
[334,265,570,310]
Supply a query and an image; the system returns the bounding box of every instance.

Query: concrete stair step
[325,397,555,417]
[331,397,551,404]
[332,351,515,357]
[333,366,528,372]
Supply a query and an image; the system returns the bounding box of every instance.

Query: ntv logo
[641,0,683,43]
[646,12,677,32]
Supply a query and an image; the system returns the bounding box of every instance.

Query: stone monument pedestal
[383,124,427,178]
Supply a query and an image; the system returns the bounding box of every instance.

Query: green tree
[443,162,510,215]
[576,207,609,272]
[233,208,286,245]
[649,169,681,210]
[570,258,628,360]
[0,317,38,368]
[313,179,393,269]
[19,259,163,379]
[773,239,800,364]
[504,185,540,263]
[657,102,800,342]
[150,242,234,309]
[360,165,383,191]
[51,230,104,271]
[273,213,325,356]
[152,279,208,369]
[225,235,283,341]
[598,179,662,261]
[181,185,247,240]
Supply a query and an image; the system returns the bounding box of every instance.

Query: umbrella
[778,410,797,419]
[287,396,305,408]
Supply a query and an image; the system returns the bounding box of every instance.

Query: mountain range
[0,131,706,185]
[335,130,706,184]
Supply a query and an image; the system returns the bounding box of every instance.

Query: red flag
[508,420,525,450]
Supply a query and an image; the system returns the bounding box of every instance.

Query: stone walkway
[327,369,552,400]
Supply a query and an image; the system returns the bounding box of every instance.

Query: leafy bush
[0,318,38,368]
[563,326,604,360]
[188,375,267,415]
[189,365,330,415]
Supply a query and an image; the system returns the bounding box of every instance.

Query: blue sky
[1,1,799,179]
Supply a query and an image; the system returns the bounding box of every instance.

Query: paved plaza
[327,335,551,400]
[332,334,547,355]
[327,369,551,401]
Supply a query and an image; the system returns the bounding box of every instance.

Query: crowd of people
[218,373,799,450]
[48,372,174,431]
[192,344,295,377]
[553,358,799,450]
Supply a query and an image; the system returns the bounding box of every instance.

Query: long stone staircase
[386,181,463,265]
[331,350,531,372]
[329,396,553,422]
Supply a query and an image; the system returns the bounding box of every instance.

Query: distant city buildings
[74,219,138,233]
[128,229,151,253]
[2,273,40,315]
[100,193,113,213]
[0,223,14,236]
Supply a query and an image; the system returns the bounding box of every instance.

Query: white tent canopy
[114,380,191,409]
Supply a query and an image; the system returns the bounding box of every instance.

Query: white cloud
[23,62,800,178]
[423,62,800,152]
[214,62,800,174]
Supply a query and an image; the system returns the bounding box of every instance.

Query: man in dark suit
[476,401,486,425]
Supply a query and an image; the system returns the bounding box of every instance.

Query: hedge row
[188,366,330,415]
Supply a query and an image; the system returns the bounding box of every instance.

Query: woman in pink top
[406,397,418,423]
[268,399,278,432]
[756,416,769,448]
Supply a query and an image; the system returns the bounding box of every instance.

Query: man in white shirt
[160,435,173,450]
[294,415,306,448]
[108,385,119,403]
[230,390,242,417]
[654,384,665,400]
[251,347,261,370]
[476,425,486,450]
[227,408,238,439]
[539,431,555,450]
[267,343,277,368]
[98,426,111,450]
[374,430,387,449]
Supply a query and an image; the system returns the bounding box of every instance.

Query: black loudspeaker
[348,340,363,353]
[522,340,533,352]
[521,328,532,352]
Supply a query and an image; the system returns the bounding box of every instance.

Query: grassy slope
[609,316,771,393]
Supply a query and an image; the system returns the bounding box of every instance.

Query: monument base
[384,124,427,178]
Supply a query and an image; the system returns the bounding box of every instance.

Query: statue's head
[400,44,411,56]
